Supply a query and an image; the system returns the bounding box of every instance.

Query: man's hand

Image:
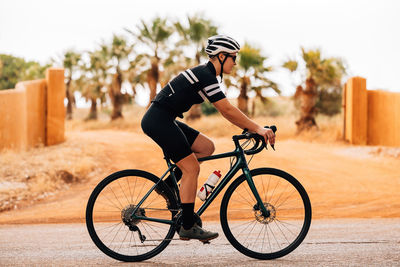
[256,127,275,146]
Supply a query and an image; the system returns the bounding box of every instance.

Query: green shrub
[316,88,342,116]
[201,101,218,116]
[0,54,48,90]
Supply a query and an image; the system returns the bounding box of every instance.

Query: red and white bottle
[197,170,222,201]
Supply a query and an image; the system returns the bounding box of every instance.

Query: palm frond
[282,60,298,72]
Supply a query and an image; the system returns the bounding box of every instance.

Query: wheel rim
[88,174,175,259]
[224,171,310,257]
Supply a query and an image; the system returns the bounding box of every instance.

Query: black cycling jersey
[152,61,226,118]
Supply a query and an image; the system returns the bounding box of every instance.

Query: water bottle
[197,170,222,201]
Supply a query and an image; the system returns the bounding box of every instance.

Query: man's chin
[224,70,233,74]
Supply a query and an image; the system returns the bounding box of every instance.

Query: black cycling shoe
[178,223,219,243]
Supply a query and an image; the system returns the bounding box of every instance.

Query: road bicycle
[86,126,312,262]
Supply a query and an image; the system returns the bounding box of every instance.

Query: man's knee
[192,134,215,157]
[201,141,215,157]
[207,141,215,156]
[183,162,200,177]
[177,154,200,177]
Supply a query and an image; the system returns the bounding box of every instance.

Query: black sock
[165,167,182,188]
[181,203,195,230]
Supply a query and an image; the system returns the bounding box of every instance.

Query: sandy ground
[0,129,399,224]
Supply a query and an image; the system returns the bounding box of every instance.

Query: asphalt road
[0,219,399,266]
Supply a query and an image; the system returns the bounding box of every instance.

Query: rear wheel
[86,169,178,262]
[220,168,311,259]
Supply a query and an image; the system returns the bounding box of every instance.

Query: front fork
[243,168,270,217]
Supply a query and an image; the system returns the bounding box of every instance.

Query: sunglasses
[224,54,237,63]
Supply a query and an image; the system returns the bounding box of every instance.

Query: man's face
[222,53,237,74]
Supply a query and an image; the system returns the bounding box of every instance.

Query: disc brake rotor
[254,202,276,224]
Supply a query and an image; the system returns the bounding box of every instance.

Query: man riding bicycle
[141,35,275,242]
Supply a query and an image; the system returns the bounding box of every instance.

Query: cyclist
[141,35,275,242]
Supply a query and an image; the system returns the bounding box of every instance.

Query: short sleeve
[200,78,226,103]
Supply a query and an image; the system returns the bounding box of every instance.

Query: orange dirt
[0,129,399,224]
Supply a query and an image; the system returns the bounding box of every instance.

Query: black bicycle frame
[131,136,268,225]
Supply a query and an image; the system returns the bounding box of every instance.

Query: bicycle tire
[86,169,178,262]
[220,168,312,260]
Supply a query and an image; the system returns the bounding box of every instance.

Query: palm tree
[84,48,110,120]
[62,50,81,119]
[74,75,102,120]
[125,17,173,107]
[175,14,218,65]
[85,36,132,120]
[226,43,279,115]
[175,14,218,120]
[108,35,133,119]
[73,50,108,121]
[283,48,346,132]
[125,53,147,102]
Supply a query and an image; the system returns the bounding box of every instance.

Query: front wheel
[220,168,312,260]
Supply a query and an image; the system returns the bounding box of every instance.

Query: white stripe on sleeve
[186,69,199,82]
[207,88,222,97]
[181,71,194,84]
[203,83,219,92]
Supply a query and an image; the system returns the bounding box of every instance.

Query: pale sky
[1,0,399,98]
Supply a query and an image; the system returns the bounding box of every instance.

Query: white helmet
[205,35,240,56]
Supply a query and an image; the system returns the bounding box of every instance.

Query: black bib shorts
[141,103,200,163]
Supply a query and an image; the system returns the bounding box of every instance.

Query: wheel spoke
[118,179,131,206]
[275,189,298,208]
[273,220,290,246]
[267,222,281,250]
[275,218,299,237]
[235,188,255,207]
[268,178,281,205]
[243,183,256,203]
[272,182,290,207]
[101,192,122,211]
[109,222,124,250]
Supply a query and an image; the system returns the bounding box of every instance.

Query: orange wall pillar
[46,68,65,146]
[344,77,368,145]
[19,80,47,147]
[0,89,27,150]
[367,90,400,146]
